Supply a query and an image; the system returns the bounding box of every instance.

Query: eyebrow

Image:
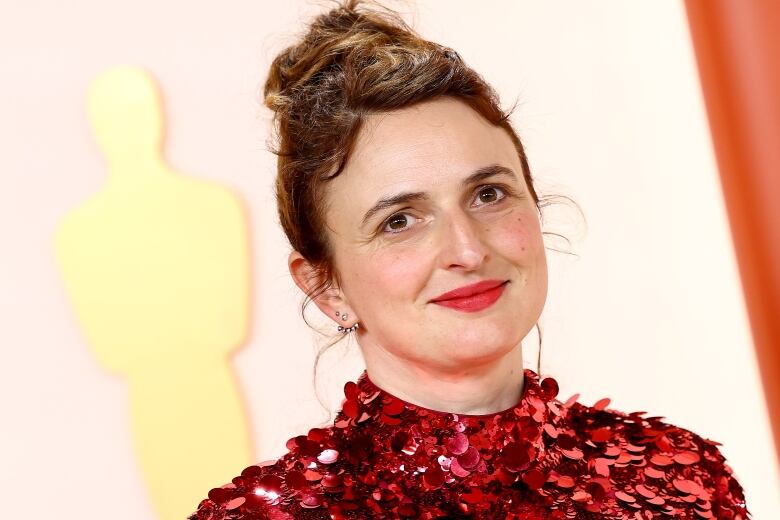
[360,164,518,228]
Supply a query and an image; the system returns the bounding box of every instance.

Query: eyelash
[379,184,513,235]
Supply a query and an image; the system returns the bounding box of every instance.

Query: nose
[437,208,490,271]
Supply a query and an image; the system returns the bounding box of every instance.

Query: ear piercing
[337,323,359,333]
[335,311,359,333]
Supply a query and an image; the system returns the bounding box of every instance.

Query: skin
[289,96,548,415]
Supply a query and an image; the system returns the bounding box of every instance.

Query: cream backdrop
[1,0,777,518]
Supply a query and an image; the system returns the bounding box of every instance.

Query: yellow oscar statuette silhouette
[54,66,252,520]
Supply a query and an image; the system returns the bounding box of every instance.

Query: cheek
[352,249,430,305]
[492,212,548,309]
[491,211,543,259]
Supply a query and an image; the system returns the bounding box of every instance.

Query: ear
[287,250,359,325]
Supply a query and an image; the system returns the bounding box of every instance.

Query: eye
[381,212,417,234]
[473,185,507,206]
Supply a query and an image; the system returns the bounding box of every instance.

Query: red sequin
[189,369,750,519]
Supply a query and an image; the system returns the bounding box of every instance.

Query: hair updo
[263,0,572,385]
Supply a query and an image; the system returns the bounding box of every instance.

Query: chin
[444,328,516,356]
[466,316,513,338]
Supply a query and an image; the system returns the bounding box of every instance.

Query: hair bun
[263,0,417,113]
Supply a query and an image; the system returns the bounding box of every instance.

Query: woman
[190,1,749,518]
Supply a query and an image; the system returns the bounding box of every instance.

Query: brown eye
[474,186,506,206]
[382,213,414,234]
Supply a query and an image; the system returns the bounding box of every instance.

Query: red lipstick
[429,279,509,313]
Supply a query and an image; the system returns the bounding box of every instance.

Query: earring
[335,311,358,333]
[337,322,359,333]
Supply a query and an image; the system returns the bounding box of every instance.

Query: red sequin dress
[189,368,749,519]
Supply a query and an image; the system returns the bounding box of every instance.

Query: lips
[430,279,508,302]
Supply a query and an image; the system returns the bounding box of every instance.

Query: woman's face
[310,97,547,373]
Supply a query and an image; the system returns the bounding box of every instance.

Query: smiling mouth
[430,281,510,313]
[429,279,509,303]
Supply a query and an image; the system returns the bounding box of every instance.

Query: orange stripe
[684,0,780,466]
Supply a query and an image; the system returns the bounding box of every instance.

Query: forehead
[343,97,520,188]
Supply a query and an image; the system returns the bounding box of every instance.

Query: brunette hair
[263,0,578,400]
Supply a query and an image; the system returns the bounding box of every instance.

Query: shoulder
[188,426,344,520]
[188,458,297,520]
[553,396,750,518]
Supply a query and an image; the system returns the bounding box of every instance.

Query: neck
[360,342,525,416]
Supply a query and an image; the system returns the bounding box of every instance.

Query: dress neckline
[329,366,563,488]
[346,366,560,422]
